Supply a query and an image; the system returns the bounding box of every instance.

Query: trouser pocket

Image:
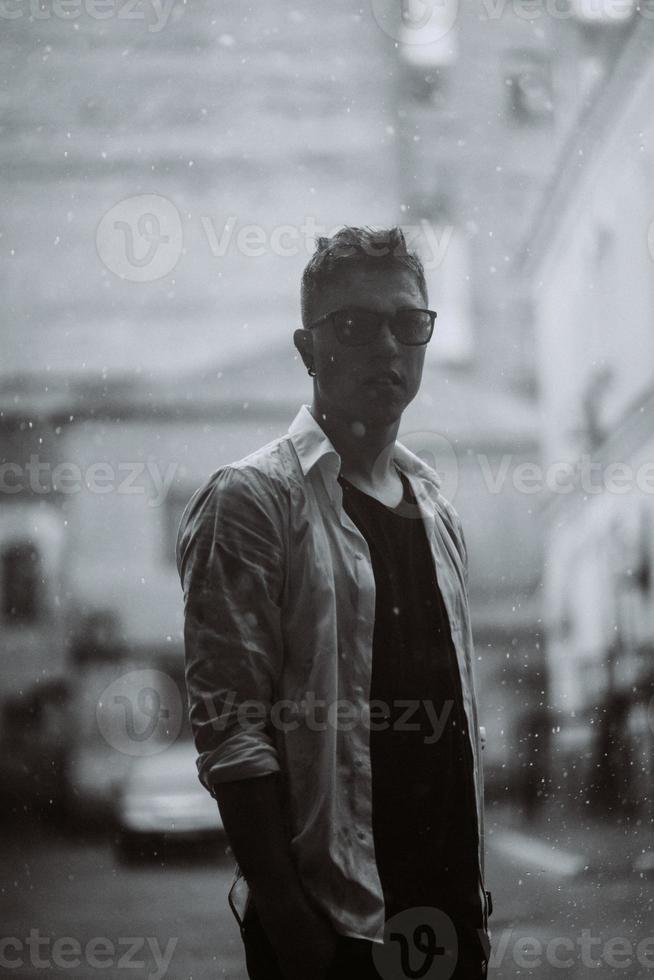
[240,901,286,980]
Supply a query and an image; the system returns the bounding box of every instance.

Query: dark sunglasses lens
[334,311,381,346]
[393,310,433,344]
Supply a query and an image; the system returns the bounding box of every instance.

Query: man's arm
[178,467,284,788]
[214,774,339,980]
[177,467,338,980]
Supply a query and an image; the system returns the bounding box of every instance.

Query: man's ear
[293,328,314,372]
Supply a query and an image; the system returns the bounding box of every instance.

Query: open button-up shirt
[176,404,490,945]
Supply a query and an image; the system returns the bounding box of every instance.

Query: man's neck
[310,401,400,486]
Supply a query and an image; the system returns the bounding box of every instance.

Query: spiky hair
[300,225,428,327]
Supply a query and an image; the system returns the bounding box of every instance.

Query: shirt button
[354,552,364,561]
[356,831,366,841]
[353,684,363,695]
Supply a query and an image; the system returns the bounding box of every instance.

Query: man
[177,226,492,980]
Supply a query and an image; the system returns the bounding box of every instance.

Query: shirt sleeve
[455,513,470,591]
[176,465,286,794]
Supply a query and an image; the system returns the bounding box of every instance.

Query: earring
[307,365,316,377]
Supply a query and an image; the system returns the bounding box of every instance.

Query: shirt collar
[288,405,341,478]
[288,404,442,492]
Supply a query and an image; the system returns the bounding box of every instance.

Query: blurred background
[1,1,653,977]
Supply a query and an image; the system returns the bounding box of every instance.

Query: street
[483,801,653,979]
[1,803,651,980]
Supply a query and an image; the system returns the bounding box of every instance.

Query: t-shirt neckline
[338,468,412,513]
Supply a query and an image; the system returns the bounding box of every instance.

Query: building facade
[522,12,654,812]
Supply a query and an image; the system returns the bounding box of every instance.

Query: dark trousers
[239,899,488,980]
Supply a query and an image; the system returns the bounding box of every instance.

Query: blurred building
[2,1,399,378]
[521,11,654,812]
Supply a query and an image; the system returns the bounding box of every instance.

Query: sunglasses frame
[307,306,437,347]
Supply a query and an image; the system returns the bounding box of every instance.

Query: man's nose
[374,317,400,352]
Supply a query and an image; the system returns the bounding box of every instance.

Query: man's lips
[365,369,403,385]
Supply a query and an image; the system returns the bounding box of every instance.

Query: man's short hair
[300,225,428,327]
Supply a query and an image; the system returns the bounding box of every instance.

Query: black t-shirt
[338,469,481,924]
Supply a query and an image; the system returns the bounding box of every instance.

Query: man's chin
[354,396,407,429]
[318,387,411,430]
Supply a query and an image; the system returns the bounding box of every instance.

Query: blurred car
[114,738,223,861]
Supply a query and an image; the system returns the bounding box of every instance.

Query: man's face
[296,263,429,429]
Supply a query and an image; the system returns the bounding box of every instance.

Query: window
[2,539,42,624]
[505,53,553,124]
[406,66,449,107]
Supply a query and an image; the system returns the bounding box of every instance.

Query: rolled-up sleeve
[176,465,286,794]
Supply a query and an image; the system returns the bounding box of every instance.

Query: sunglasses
[307,307,437,347]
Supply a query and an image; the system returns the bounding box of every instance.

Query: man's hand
[253,884,340,980]
[213,775,340,980]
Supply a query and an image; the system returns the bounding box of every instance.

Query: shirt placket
[327,470,386,927]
